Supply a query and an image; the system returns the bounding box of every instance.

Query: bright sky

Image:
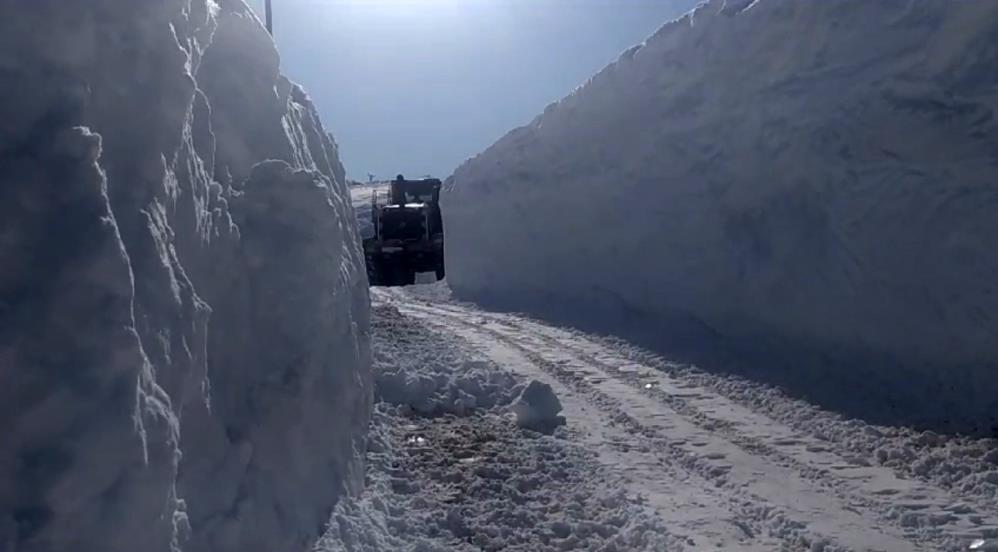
[244,0,698,180]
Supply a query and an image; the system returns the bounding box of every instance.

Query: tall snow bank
[0,1,370,551]
[445,0,998,430]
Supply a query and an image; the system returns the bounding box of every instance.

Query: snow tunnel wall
[444,0,998,428]
[0,1,371,551]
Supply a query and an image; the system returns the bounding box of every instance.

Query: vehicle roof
[392,179,441,192]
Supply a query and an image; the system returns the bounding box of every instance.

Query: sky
[244,0,698,180]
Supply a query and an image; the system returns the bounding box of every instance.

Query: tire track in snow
[378,291,949,551]
[393,291,998,530]
[402,307,815,550]
[416,303,995,546]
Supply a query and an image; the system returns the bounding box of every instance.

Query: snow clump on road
[513,380,567,434]
[371,303,522,415]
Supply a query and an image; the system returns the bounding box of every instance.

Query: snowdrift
[0,1,370,551]
[444,0,998,428]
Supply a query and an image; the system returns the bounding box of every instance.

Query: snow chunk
[512,380,566,433]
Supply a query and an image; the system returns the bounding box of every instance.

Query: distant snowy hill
[444,0,998,429]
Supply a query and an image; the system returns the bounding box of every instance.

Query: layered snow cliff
[0,1,370,551]
[445,0,998,429]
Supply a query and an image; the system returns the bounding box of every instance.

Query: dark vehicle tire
[435,266,445,281]
[380,262,411,287]
[384,265,398,287]
[367,258,385,287]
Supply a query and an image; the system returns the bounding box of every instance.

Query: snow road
[373,285,998,552]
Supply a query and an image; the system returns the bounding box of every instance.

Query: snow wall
[445,0,998,431]
[0,1,371,551]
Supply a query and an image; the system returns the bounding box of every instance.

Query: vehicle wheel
[402,269,416,286]
[371,258,390,287]
[383,263,408,287]
[384,265,399,287]
[435,266,445,281]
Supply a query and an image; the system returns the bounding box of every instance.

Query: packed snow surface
[324,283,998,552]
[319,299,680,552]
[0,1,370,551]
[443,0,998,433]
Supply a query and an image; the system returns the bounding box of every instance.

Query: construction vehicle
[364,175,445,286]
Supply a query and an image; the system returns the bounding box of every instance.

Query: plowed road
[375,286,998,552]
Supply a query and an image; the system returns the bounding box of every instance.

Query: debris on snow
[320,405,676,552]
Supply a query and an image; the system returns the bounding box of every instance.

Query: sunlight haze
[245,0,698,180]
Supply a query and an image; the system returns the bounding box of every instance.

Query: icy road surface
[365,284,998,552]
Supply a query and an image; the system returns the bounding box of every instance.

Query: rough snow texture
[371,304,520,416]
[322,406,677,552]
[384,284,998,550]
[0,2,370,552]
[445,0,998,432]
[317,303,678,552]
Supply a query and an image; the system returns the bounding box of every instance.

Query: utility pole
[265,0,273,35]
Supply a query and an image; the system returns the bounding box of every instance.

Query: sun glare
[348,0,463,19]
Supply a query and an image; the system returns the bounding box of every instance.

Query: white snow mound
[443,0,998,428]
[512,380,567,433]
[0,2,370,552]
